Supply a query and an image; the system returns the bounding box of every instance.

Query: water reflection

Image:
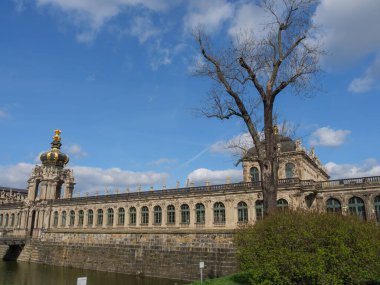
[0,261,186,285]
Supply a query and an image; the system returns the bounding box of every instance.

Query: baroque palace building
[0,130,380,280]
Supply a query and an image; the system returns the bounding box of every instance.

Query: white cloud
[0,110,9,119]
[210,133,253,155]
[348,53,380,93]
[312,0,380,92]
[325,159,380,179]
[148,158,177,166]
[309,127,350,147]
[0,163,168,194]
[128,15,161,44]
[35,0,174,43]
[64,144,87,159]
[13,0,26,12]
[187,168,242,185]
[228,2,268,41]
[184,0,234,33]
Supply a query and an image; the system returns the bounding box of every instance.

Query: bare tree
[194,0,323,215]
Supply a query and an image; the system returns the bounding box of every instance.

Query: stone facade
[0,131,380,281]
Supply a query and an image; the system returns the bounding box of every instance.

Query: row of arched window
[0,212,20,228]
[250,163,296,182]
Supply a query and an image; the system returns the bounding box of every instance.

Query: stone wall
[17,232,237,281]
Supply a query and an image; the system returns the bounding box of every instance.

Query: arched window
[0,214,3,227]
[214,202,225,224]
[196,203,205,224]
[16,213,20,227]
[10,213,15,226]
[250,167,260,182]
[181,204,190,224]
[118,208,125,225]
[87,209,94,226]
[141,206,149,225]
[4,214,9,227]
[78,210,84,226]
[69,210,75,226]
[61,211,66,226]
[53,211,59,226]
[285,163,295,178]
[255,200,264,220]
[326,198,342,214]
[238,202,248,223]
[348,196,366,220]
[375,196,380,222]
[97,209,103,225]
[167,205,175,224]
[129,207,136,225]
[154,206,162,225]
[277,199,289,210]
[107,208,114,226]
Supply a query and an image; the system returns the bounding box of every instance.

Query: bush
[234,210,380,285]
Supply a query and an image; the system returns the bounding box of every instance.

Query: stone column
[113,207,118,228]
[189,203,195,228]
[205,201,213,228]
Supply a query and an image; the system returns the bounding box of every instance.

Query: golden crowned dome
[40,129,69,167]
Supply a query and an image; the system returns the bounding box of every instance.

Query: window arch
[141,206,149,225]
[375,196,380,222]
[10,213,15,227]
[118,208,125,225]
[0,214,3,227]
[326,198,342,214]
[69,210,75,226]
[154,206,162,225]
[4,214,9,227]
[61,211,66,226]
[78,210,84,226]
[255,200,264,220]
[167,205,175,224]
[97,209,103,225]
[214,202,225,224]
[129,207,136,225]
[16,213,20,227]
[348,196,366,220]
[196,203,205,224]
[285,163,295,178]
[107,208,114,226]
[181,204,190,224]
[87,209,94,226]
[277,199,289,210]
[238,201,248,223]
[250,167,260,182]
[53,211,59,226]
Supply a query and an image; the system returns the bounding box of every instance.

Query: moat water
[0,261,187,285]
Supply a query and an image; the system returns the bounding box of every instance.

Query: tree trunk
[261,102,279,216]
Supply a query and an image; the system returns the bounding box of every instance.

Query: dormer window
[250,167,260,182]
[285,163,295,178]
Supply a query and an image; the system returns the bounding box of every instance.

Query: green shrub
[234,210,380,285]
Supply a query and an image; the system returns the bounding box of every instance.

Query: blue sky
[0,0,379,194]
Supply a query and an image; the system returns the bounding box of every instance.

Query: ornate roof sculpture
[39,129,69,168]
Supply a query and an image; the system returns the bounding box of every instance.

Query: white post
[200,261,205,284]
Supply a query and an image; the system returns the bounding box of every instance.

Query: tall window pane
[69,210,75,226]
[107,208,114,226]
[181,204,190,224]
[238,202,248,222]
[129,207,136,225]
[0,214,3,226]
[196,203,205,224]
[255,200,264,220]
[348,196,366,220]
[78,210,84,226]
[10,213,15,226]
[61,211,66,226]
[88,209,93,226]
[97,209,103,225]
[141,206,149,225]
[250,167,260,182]
[214,202,225,224]
[285,163,295,178]
[326,198,341,214]
[118,208,125,225]
[53,211,58,226]
[154,206,162,225]
[277,199,289,210]
[167,205,175,224]
[375,196,380,222]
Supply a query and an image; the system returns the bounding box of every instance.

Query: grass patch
[186,272,250,285]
